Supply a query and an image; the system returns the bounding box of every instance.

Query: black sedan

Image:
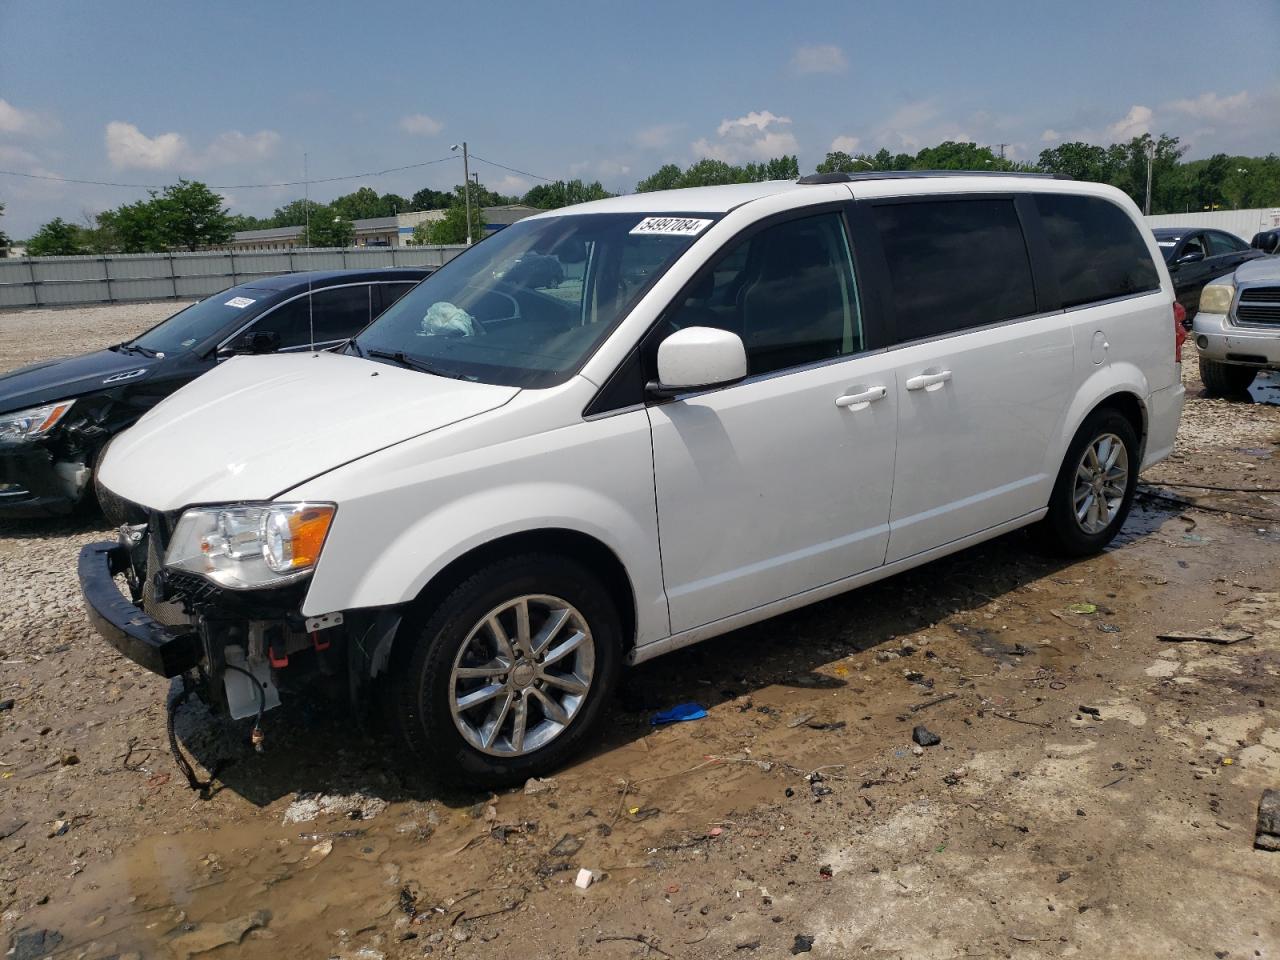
[1153,227,1263,321]
[0,268,429,518]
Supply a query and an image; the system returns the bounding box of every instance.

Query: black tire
[1030,408,1139,557]
[393,553,623,788]
[1199,357,1256,397]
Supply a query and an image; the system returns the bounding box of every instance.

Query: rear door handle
[834,385,887,409]
[905,370,952,392]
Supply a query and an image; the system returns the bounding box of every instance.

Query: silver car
[1193,256,1280,396]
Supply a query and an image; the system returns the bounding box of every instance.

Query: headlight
[1199,282,1234,315]
[0,400,75,443]
[165,502,335,589]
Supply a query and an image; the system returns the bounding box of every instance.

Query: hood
[1234,254,1280,284]
[97,351,519,511]
[0,348,159,414]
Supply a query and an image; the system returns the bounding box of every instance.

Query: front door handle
[834,385,887,409]
[905,369,952,392]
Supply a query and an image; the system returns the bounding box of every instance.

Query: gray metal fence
[0,246,467,310]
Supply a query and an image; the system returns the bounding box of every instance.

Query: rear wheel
[393,553,622,787]
[1031,408,1138,557]
[1199,357,1256,397]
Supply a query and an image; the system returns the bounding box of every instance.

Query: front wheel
[1031,409,1139,557]
[393,553,622,788]
[1199,357,1256,397]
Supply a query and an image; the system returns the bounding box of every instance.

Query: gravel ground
[1,303,1278,960]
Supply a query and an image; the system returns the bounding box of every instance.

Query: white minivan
[80,172,1184,785]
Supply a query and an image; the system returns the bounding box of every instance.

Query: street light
[451,142,473,245]
[1144,140,1157,216]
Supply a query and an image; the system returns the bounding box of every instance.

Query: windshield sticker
[224,296,256,309]
[630,217,713,237]
[1157,241,1177,247]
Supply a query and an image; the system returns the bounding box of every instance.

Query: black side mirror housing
[228,331,280,356]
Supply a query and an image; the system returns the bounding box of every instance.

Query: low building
[228,205,542,251]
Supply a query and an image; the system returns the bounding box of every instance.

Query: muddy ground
[1,303,1278,960]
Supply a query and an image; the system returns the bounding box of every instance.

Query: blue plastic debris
[650,703,708,726]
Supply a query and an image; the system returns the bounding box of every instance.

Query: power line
[0,154,463,191]
[468,153,557,183]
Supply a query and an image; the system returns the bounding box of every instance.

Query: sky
[1,0,1278,237]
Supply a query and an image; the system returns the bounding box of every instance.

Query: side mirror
[227,331,280,356]
[647,326,747,398]
[1176,250,1205,265]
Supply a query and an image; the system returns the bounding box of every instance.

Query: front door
[646,210,897,633]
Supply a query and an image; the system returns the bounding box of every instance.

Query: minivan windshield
[353,212,715,387]
[128,288,273,355]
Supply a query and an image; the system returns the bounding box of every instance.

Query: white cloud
[633,123,682,149]
[830,135,861,154]
[873,100,942,151]
[792,44,847,75]
[399,113,444,136]
[105,121,188,169]
[1106,105,1154,140]
[105,121,282,170]
[491,174,530,196]
[0,98,56,136]
[1040,129,1061,142]
[692,110,799,163]
[204,130,281,165]
[1165,90,1249,122]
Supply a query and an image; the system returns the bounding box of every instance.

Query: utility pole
[452,142,472,245]
[303,152,310,246]
[1144,140,1156,216]
[996,143,1008,160]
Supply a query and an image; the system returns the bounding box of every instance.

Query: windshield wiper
[118,343,159,358]
[366,348,461,379]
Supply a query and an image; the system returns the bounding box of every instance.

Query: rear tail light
[1172,302,1187,363]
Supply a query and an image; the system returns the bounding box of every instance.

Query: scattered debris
[792,933,815,954]
[167,910,269,958]
[9,928,63,960]
[912,726,941,747]
[1156,628,1253,646]
[283,791,387,824]
[1067,603,1098,615]
[1256,790,1280,852]
[651,703,708,726]
[1079,705,1102,718]
[549,834,584,857]
[523,777,557,796]
[0,698,14,711]
[910,692,958,713]
[575,868,599,889]
[596,934,672,958]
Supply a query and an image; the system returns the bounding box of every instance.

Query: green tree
[1037,141,1114,182]
[635,164,685,193]
[27,217,85,256]
[635,156,800,192]
[332,186,386,221]
[380,192,408,216]
[0,201,9,255]
[409,187,452,211]
[913,141,1003,170]
[155,179,233,250]
[97,199,166,253]
[521,179,613,209]
[411,203,483,245]
[304,205,354,247]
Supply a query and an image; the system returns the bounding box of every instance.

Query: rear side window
[1035,194,1160,308]
[873,199,1036,341]
[1206,230,1248,255]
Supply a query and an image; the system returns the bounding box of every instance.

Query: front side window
[254,285,373,349]
[355,213,713,387]
[658,212,863,376]
[1205,231,1248,255]
[874,199,1036,341]
[1181,234,1206,258]
[1035,194,1160,308]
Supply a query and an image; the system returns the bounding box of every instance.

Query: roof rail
[797,170,1073,184]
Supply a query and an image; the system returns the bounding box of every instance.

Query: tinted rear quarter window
[873,198,1036,341]
[1035,194,1159,308]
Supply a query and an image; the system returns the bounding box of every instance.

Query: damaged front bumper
[0,443,90,517]
[77,541,202,677]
